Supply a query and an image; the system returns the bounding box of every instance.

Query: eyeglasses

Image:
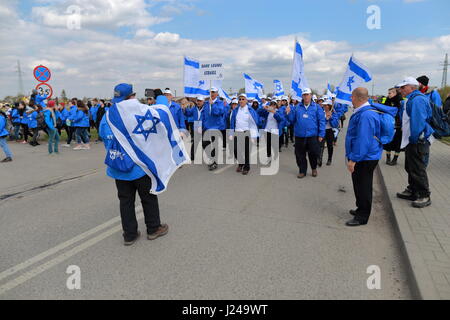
[238,98,246,101]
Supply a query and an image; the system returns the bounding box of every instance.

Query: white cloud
[0,0,448,100]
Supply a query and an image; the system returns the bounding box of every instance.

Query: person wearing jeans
[0,111,13,162]
[72,100,91,150]
[44,100,60,154]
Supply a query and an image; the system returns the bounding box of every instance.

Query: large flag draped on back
[107,99,189,194]
[244,73,264,101]
[184,56,209,97]
[273,80,285,97]
[290,40,309,100]
[335,56,372,105]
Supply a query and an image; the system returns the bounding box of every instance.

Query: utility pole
[16,60,25,96]
[441,53,448,88]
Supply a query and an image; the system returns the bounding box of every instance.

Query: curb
[376,165,441,300]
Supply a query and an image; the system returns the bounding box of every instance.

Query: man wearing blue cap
[99,83,168,246]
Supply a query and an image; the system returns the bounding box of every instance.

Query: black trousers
[234,131,251,171]
[21,124,30,142]
[405,140,430,198]
[319,128,335,162]
[202,130,220,165]
[115,175,161,241]
[266,132,279,158]
[351,160,379,223]
[67,126,76,144]
[295,136,320,174]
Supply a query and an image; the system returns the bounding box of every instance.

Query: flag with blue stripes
[290,40,309,100]
[326,83,334,99]
[335,56,372,105]
[184,56,210,97]
[273,80,285,97]
[107,99,189,194]
[244,73,264,101]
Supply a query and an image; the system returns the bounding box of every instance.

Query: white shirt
[353,102,370,114]
[235,105,251,132]
[265,111,279,133]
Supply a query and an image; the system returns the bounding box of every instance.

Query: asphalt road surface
[0,132,413,299]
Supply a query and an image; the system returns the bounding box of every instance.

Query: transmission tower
[15,60,25,95]
[441,53,448,88]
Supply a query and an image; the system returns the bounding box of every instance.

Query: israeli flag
[244,73,264,101]
[335,56,372,105]
[273,80,285,97]
[326,83,333,99]
[217,85,232,104]
[184,56,209,97]
[290,40,309,100]
[107,99,189,194]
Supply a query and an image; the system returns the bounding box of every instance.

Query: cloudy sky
[1,0,449,99]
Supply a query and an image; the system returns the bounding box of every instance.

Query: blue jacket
[334,103,348,119]
[427,89,442,108]
[99,114,146,181]
[43,109,56,130]
[406,90,434,144]
[345,103,395,162]
[72,109,90,128]
[169,102,186,130]
[0,114,9,137]
[229,106,260,138]
[90,104,99,123]
[287,102,326,138]
[20,110,28,124]
[326,111,340,129]
[220,103,231,130]
[201,99,225,130]
[60,108,70,122]
[27,111,38,129]
[10,109,21,124]
[68,105,78,126]
[257,107,285,134]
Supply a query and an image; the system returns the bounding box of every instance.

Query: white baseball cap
[196,96,205,101]
[281,95,289,101]
[210,87,219,92]
[164,89,172,95]
[395,77,420,88]
[322,100,333,105]
[231,99,238,104]
[261,94,267,99]
[238,93,247,99]
[302,88,312,95]
[312,94,318,100]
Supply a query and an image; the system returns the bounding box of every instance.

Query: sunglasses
[238,98,246,101]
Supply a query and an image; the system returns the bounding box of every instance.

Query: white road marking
[0,207,141,284]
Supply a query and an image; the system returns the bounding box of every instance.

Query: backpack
[36,112,47,130]
[104,136,135,172]
[428,97,450,139]
[369,104,395,145]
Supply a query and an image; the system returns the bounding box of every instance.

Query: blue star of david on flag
[132,110,161,141]
[198,80,205,86]
[347,76,355,91]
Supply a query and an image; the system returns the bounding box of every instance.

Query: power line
[440,53,448,88]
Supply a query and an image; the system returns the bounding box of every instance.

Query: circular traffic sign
[33,65,51,82]
[35,82,53,99]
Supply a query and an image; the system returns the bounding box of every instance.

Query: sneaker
[147,224,169,240]
[412,197,431,208]
[326,159,332,166]
[208,163,217,171]
[124,231,141,246]
[73,145,84,150]
[297,173,306,179]
[236,165,243,173]
[1,157,12,163]
[82,144,91,150]
[396,188,417,201]
[312,169,318,177]
[62,144,71,148]
[21,140,27,144]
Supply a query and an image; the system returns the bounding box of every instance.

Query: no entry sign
[33,65,51,82]
[35,82,53,99]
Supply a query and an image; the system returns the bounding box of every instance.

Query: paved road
[0,133,413,299]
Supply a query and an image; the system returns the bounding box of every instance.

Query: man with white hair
[396,77,434,208]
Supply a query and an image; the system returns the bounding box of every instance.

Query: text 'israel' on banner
[107,99,189,194]
[290,40,309,100]
[184,56,210,97]
[273,80,285,97]
[244,73,264,102]
[335,56,372,105]
[199,62,225,81]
